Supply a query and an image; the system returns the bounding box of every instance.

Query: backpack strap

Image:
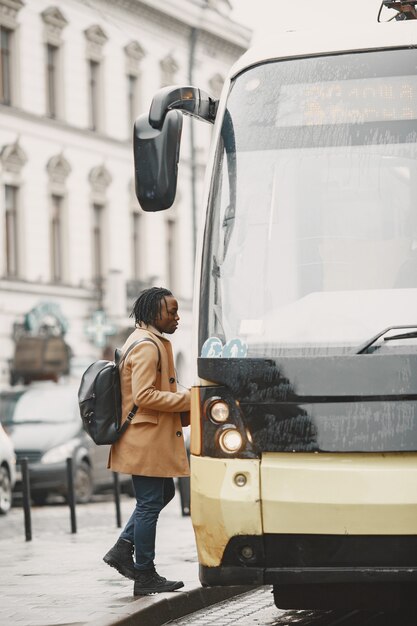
[119,338,160,368]
[118,338,161,434]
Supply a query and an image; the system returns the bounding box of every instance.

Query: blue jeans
[120,475,175,570]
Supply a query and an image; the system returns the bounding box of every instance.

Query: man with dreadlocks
[103,287,190,596]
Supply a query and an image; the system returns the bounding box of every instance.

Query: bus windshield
[200,48,417,357]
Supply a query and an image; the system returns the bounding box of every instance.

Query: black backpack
[78,338,159,445]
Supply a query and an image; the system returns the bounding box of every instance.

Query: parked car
[0,423,16,514]
[0,382,132,505]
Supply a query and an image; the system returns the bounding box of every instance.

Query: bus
[133,5,417,609]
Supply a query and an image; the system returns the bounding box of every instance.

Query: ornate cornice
[0,0,25,29]
[41,6,68,45]
[41,6,67,30]
[160,53,179,86]
[125,39,146,61]
[85,23,108,46]
[0,139,27,173]
[85,24,108,61]
[160,53,179,75]
[46,153,71,185]
[88,164,112,194]
[125,40,146,75]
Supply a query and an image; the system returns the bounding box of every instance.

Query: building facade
[0,0,251,387]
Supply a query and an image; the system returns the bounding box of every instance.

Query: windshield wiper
[384,330,417,341]
[355,325,417,354]
[220,109,236,261]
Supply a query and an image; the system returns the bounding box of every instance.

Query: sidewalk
[0,492,252,626]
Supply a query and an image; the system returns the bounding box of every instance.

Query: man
[103,287,190,596]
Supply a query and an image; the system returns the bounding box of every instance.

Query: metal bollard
[113,472,122,528]
[66,457,77,534]
[21,458,32,541]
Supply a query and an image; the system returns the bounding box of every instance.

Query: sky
[231,0,388,44]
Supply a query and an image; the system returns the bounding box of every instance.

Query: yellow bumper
[261,452,417,535]
[190,455,262,567]
[191,452,417,568]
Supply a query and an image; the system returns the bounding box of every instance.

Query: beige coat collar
[138,322,167,341]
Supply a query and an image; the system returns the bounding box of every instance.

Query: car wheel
[32,491,48,506]
[0,466,12,514]
[73,461,93,505]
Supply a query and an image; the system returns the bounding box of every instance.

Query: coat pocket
[132,411,159,425]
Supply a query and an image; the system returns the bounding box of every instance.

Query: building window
[84,24,107,132]
[166,217,176,290]
[42,7,68,119]
[46,43,58,118]
[127,74,137,130]
[92,202,104,293]
[50,194,63,282]
[88,60,100,131]
[132,210,141,280]
[124,40,145,135]
[89,164,111,304]
[0,26,12,105]
[4,184,18,277]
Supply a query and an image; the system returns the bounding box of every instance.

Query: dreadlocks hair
[130,287,173,327]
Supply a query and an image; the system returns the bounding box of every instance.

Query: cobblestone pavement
[169,587,278,626]
[169,587,417,626]
[0,490,199,626]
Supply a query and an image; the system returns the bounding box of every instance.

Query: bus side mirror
[149,85,218,129]
[133,109,183,212]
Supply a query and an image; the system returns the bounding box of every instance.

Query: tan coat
[108,326,190,477]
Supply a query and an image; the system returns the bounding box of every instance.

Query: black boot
[103,538,135,580]
[133,568,184,595]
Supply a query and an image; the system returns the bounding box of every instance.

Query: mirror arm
[149,85,219,130]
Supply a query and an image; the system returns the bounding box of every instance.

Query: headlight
[205,397,230,423]
[218,427,243,454]
[41,438,80,464]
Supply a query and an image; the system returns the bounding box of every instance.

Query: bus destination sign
[276,75,417,126]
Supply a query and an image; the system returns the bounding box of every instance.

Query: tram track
[168,587,417,626]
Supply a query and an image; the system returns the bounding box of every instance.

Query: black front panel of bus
[198,355,417,455]
[220,533,417,569]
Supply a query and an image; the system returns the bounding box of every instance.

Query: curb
[88,585,257,626]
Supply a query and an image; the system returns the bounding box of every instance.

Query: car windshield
[2,386,78,424]
[200,48,417,357]
[0,390,26,424]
